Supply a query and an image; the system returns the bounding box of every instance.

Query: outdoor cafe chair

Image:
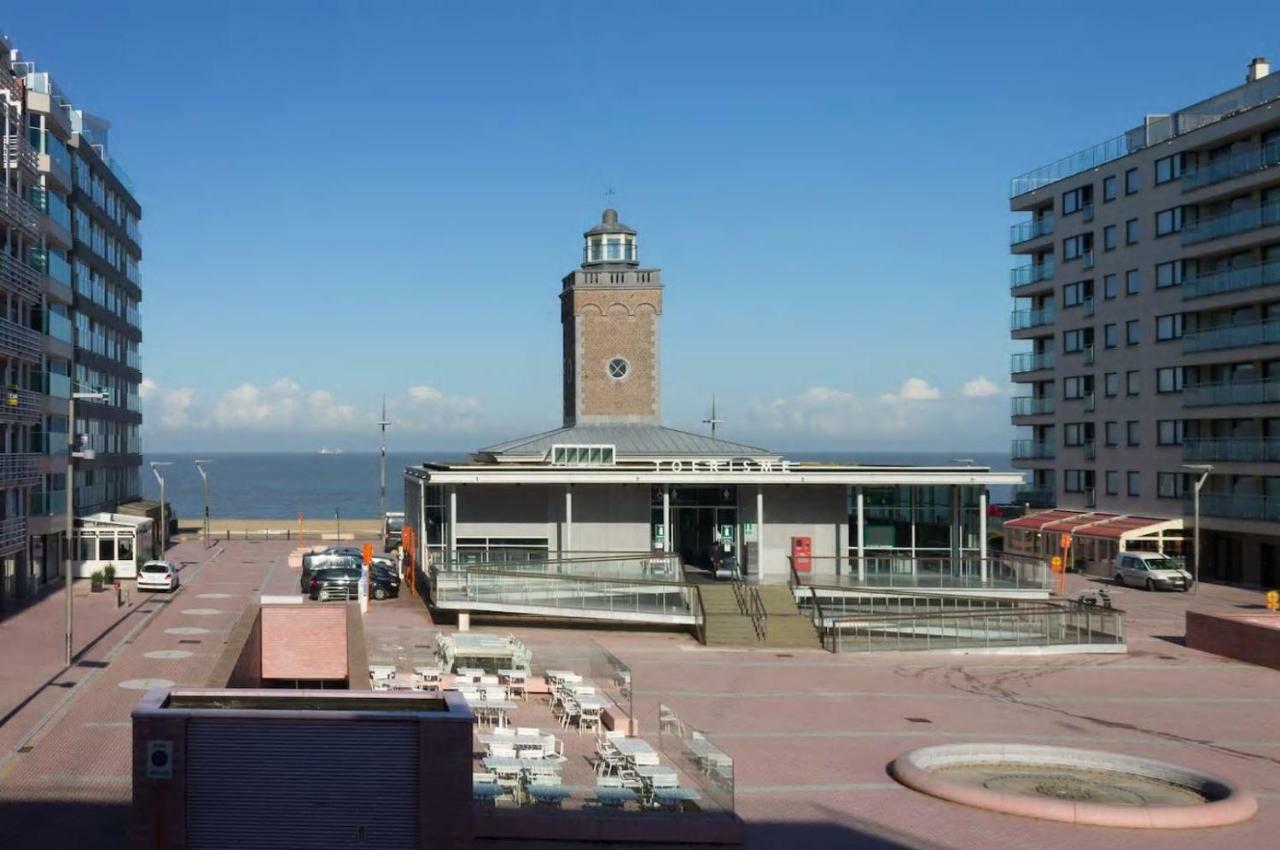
[579,705,602,734]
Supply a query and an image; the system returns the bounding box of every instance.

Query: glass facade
[852,485,983,554]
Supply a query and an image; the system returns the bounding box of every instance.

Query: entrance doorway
[654,486,738,571]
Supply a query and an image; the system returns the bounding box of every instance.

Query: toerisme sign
[650,459,792,474]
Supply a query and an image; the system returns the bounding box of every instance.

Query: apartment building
[1009,57,1280,588]
[0,35,142,614]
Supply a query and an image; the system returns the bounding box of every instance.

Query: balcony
[1010,214,1054,246]
[0,249,42,301]
[1184,379,1280,407]
[0,183,41,235]
[1183,259,1280,301]
[1012,488,1055,508]
[1010,257,1055,289]
[1011,396,1054,416]
[45,311,73,345]
[1182,140,1280,192]
[0,516,25,553]
[1012,440,1055,460]
[1010,132,1136,198]
[1184,437,1280,463]
[2,131,38,174]
[0,453,40,486]
[1183,319,1280,353]
[1181,200,1280,246]
[1010,351,1054,373]
[29,490,67,517]
[0,386,43,422]
[1188,492,1280,522]
[1011,306,1055,332]
[0,316,45,362]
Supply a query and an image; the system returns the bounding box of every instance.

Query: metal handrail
[747,584,768,641]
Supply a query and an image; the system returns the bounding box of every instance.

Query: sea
[139,450,1014,521]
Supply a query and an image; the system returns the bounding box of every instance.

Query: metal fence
[657,703,734,816]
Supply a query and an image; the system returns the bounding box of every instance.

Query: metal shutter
[187,718,418,850]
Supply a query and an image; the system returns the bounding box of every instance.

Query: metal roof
[479,423,777,460]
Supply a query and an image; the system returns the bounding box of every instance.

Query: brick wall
[569,288,661,421]
[261,605,347,681]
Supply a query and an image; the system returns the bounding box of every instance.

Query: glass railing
[1010,132,1136,198]
[1010,214,1054,245]
[46,250,70,285]
[1013,488,1055,507]
[1183,319,1280,352]
[47,192,71,232]
[1010,351,1054,373]
[1011,439,1055,460]
[790,554,1050,592]
[1189,493,1280,522]
[126,348,140,369]
[29,490,67,516]
[46,310,73,344]
[46,371,70,398]
[1183,140,1280,191]
[126,394,141,412]
[1182,200,1280,245]
[657,704,734,816]
[1009,257,1055,288]
[26,185,47,213]
[1184,438,1280,463]
[1183,259,1280,299]
[1010,305,1055,331]
[1184,379,1280,407]
[47,134,71,173]
[1011,396,1054,416]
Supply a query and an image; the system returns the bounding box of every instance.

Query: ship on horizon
[317,447,344,455]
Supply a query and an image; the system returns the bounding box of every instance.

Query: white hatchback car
[1113,551,1192,592]
[137,560,180,592]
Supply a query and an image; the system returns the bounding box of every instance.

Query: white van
[1112,551,1192,591]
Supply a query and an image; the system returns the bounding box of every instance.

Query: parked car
[383,512,405,552]
[137,560,180,593]
[308,567,400,602]
[299,551,362,592]
[1113,551,1192,591]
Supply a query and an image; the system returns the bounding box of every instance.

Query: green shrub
[102,564,116,583]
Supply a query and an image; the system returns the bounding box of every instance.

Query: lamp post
[335,507,341,541]
[65,389,108,666]
[377,395,391,540]
[1183,463,1214,595]
[194,459,212,546]
[150,462,173,558]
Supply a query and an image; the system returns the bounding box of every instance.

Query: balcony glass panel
[1183,259,1280,300]
[1184,379,1280,407]
[29,490,67,516]
[1182,200,1280,245]
[1009,257,1055,288]
[46,310,73,344]
[1189,493,1280,522]
[1010,306,1055,331]
[46,250,71,285]
[1183,438,1280,463]
[1010,214,1054,245]
[1182,140,1280,191]
[1011,396,1054,416]
[46,371,71,398]
[1011,439,1055,459]
[1182,319,1280,352]
[1010,351,1054,373]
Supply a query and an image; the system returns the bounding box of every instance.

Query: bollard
[114,580,123,608]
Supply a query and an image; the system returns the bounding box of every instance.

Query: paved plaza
[0,540,1277,848]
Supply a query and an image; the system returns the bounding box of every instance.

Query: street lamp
[65,389,108,666]
[194,459,212,546]
[377,395,391,541]
[150,462,174,558]
[1183,463,1214,596]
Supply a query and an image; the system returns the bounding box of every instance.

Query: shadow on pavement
[0,799,130,850]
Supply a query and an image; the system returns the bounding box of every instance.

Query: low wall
[1186,611,1280,671]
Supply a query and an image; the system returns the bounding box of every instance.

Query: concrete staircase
[698,583,821,649]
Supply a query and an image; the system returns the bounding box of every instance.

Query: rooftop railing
[1183,139,1280,191]
[1010,132,1137,198]
[1183,258,1280,300]
[1184,437,1280,463]
[1182,199,1280,245]
[1183,379,1280,407]
[1011,351,1054,373]
[1182,318,1280,352]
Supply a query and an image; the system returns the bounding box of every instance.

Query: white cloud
[889,377,941,401]
[960,376,1001,398]
[139,379,481,436]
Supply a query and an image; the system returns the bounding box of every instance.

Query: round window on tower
[606,357,630,380]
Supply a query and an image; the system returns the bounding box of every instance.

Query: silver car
[1113,552,1192,591]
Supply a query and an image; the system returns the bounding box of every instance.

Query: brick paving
[2,556,1278,849]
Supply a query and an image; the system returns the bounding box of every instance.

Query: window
[1126,268,1141,295]
[1063,234,1092,261]
[606,357,629,379]
[1063,328,1091,353]
[1158,420,1184,446]
[1126,319,1140,345]
[1126,370,1140,396]
[1127,420,1141,446]
[1064,375,1092,400]
[1104,372,1119,397]
[1127,471,1141,496]
[1064,423,1088,446]
[1157,366,1184,393]
[1156,260,1183,289]
[1103,225,1117,251]
[1104,323,1118,348]
[1105,421,1119,446]
[1125,167,1140,194]
[551,444,617,466]
[1104,274,1118,299]
[1158,472,1186,498]
[1155,154,1184,185]
[1156,314,1184,341]
[1062,185,1093,216]
[1063,280,1092,307]
[1106,470,1120,495]
[1064,469,1092,493]
[1103,175,1118,202]
[1156,207,1183,236]
[1125,218,1140,244]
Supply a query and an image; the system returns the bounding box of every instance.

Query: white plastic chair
[489,743,516,759]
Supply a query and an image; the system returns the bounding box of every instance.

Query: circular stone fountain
[890,744,1257,828]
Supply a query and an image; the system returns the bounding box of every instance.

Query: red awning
[1003,509,1082,531]
[1074,515,1175,540]
[1005,509,1178,541]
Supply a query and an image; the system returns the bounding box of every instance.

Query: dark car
[308,567,400,602]
[299,551,362,593]
[383,512,405,552]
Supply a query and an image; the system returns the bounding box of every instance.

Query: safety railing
[1011,395,1054,416]
[1184,437,1280,463]
[1010,132,1136,198]
[1010,214,1054,245]
[657,703,735,816]
[1183,258,1280,300]
[732,579,767,641]
[0,249,42,301]
[1186,493,1280,523]
[1010,257,1055,288]
[1183,319,1280,353]
[790,553,1051,593]
[823,601,1125,653]
[1182,200,1280,245]
[1183,140,1280,191]
[1184,379,1280,407]
[1010,351,1054,374]
[0,182,40,234]
[1011,306,1055,331]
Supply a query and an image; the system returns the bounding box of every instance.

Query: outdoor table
[369,664,396,679]
[472,784,503,801]
[594,787,638,806]
[478,733,551,755]
[414,666,444,677]
[526,785,571,806]
[653,787,701,808]
[634,765,677,779]
[574,695,609,710]
[611,738,655,757]
[544,670,581,684]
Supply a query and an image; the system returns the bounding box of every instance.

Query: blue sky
[6,1,1276,451]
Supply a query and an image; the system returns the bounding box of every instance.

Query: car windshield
[1144,556,1180,569]
[142,564,170,573]
[386,518,404,532]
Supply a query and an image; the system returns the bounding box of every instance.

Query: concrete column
[662,485,670,553]
[979,489,988,582]
[856,485,865,582]
[458,611,470,632]
[448,486,457,567]
[564,487,573,557]
[756,487,764,582]
[418,479,427,569]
